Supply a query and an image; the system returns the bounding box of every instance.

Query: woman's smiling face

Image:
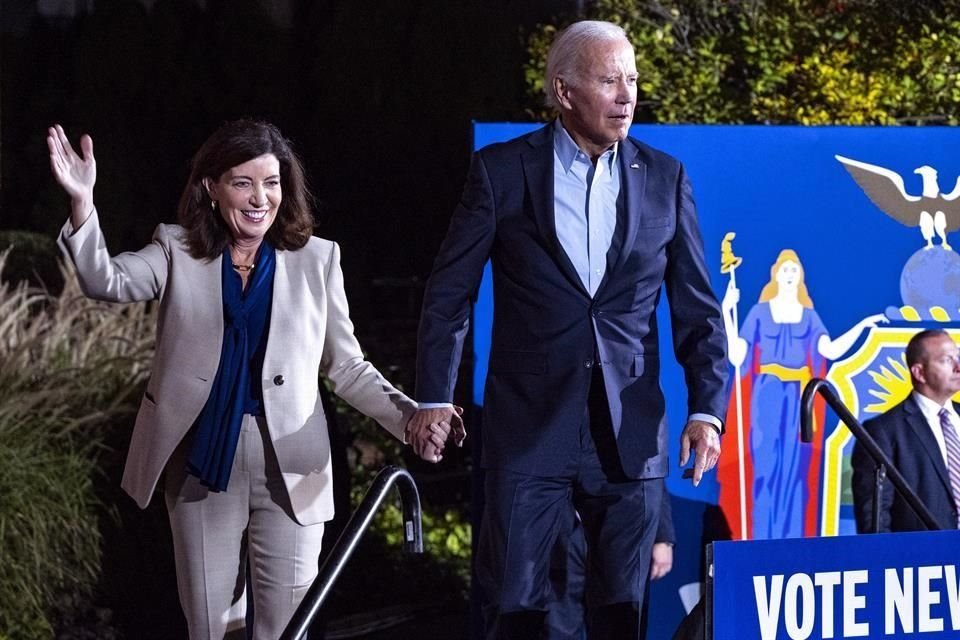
[208,153,282,245]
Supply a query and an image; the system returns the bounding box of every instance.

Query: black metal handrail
[280,465,424,640]
[800,378,941,532]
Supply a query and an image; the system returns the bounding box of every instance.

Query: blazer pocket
[633,354,660,377]
[489,350,547,374]
[135,392,159,428]
[639,215,671,228]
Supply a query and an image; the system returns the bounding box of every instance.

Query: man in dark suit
[406,20,728,639]
[852,328,960,532]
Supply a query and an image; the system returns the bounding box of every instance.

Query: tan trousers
[165,414,325,639]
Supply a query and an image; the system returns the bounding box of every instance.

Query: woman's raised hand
[47,124,96,227]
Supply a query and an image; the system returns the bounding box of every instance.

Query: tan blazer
[59,211,417,525]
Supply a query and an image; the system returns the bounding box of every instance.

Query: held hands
[405,406,466,463]
[679,419,721,487]
[47,124,96,228]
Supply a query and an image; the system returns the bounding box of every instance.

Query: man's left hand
[679,419,721,487]
[649,542,674,581]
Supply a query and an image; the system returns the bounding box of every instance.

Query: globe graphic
[900,247,960,310]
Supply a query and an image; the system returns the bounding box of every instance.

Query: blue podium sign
[710,531,960,639]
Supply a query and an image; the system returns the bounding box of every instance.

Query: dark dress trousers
[851,395,959,533]
[546,484,676,640]
[417,122,727,638]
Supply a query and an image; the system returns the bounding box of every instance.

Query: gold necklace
[233,263,255,272]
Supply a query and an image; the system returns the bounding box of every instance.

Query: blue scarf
[187,241,276,491]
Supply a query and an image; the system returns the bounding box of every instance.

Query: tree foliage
[525,0,960,124]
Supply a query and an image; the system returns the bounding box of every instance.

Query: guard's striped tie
[937,408,960,528]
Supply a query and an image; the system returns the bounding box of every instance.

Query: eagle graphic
[836,154,960,250]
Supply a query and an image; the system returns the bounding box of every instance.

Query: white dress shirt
[912,390,958,467]
[553,121,619,296]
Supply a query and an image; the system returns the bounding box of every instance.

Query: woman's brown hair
[178,119,314,258]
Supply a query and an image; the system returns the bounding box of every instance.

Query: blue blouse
[186,241,276,491]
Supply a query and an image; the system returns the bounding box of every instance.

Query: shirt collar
[913,389,957,421]
[553,119,618,174]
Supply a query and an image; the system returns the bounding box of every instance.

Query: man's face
[556,38,637,156]
[913,334,960,401]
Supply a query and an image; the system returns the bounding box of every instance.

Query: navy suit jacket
[417,122,728,479]
[851,395,958,532]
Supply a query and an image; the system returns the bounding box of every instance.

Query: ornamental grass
[0,252,153,637]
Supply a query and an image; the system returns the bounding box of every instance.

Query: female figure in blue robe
[720,250,885,539]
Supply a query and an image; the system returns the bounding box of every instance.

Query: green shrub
[0,231,63,292]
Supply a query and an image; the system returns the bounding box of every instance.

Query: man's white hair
[544,20,630,111]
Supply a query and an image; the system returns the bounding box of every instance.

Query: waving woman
[49,120,454,638]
